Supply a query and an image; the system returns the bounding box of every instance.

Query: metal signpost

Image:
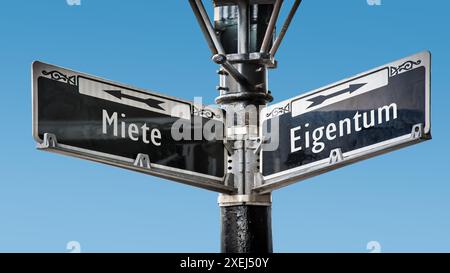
[32,0,432,253]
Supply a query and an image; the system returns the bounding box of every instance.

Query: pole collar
[218,193,272,207]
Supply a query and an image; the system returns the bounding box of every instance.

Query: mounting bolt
[255,83,265,91]
[217,69,229,76]
[216,86,229,91]
[212,54,227,64]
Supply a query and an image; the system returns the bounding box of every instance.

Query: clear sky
[0,0,449,253]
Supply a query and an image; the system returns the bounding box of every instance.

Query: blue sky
[0,0,449,252]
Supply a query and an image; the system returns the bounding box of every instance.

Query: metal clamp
[224,140,234,155]
[254,172,264,188]
[233,140,244,150]
[329,148,344,165]
[212,54,255,91]
[218,193,272,207]
[133,153,151,169]
[225,53,276,67]
[224,173,234,187]
[246,138,263,155]
[37,133,57,149]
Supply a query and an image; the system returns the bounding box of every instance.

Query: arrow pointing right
[306,83,367,109]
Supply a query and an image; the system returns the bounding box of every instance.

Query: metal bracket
[224,173,234,187]
[246,138,263,155]
[225,53,275,67]
[254,172,264,188]
[37,133,57,149]
[212,54,255,91]
[329,148,344,165]
[411,123,423,139]
[224,140,234,155]
[234,140,244,150]
[133,153,151,169]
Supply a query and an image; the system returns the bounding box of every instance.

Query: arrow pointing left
[104,89,165,111]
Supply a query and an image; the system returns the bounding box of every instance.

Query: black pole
[221,205,272,253]
[214,2,274,253]
[191,0,300,254]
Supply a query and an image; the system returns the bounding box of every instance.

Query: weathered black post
[189,0,301,253]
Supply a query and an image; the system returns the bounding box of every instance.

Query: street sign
[257,51,431,193]
[32,61,234,193]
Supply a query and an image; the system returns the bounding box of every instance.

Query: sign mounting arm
[270,0,302,57]
[188,0,254,91]
[188,0,224,55]
[260,0,283,54]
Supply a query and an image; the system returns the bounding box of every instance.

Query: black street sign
[257,51,431,193]
[32,61,234,193]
